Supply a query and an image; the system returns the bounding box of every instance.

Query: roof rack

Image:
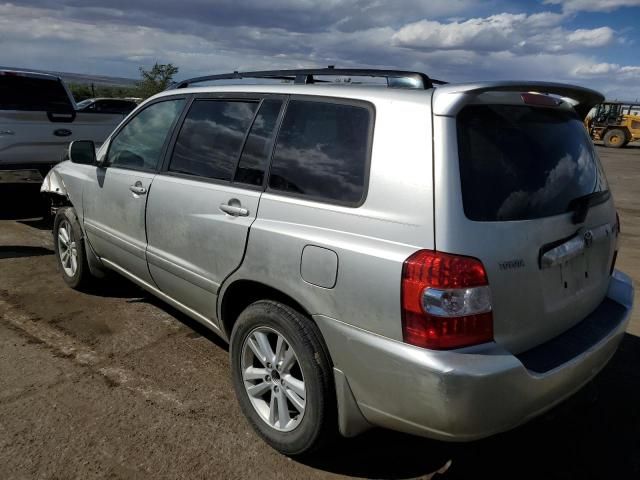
[169,67,447,90]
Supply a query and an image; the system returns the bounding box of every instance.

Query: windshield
[457,105,608,222]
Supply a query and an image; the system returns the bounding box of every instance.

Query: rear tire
[53,207,92,290]
[230,300,337,456]
[603,129,626,148]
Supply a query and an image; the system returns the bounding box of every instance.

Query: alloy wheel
[57,219,78,277]
[241,327,306,432]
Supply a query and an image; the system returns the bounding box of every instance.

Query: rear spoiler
[432,81,604,119]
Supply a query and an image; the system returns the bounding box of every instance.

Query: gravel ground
[0,144,639,480]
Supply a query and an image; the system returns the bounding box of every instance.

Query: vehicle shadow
[0,184,47,220]
[82,274,229,350]
[0,245,53,259]
[136,293,230,350]
[18,217,53,231]
[302,332,640,479]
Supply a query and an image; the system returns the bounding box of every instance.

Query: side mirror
[68,140,96,165]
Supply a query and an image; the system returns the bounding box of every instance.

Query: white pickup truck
[0,69,127,183]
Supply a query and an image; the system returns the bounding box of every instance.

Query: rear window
[457,105,608,222]
[268,100,371,205]
[170,100,258,181]
[0,75,72,111]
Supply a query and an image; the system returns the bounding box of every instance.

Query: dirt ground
[1,145,639,480]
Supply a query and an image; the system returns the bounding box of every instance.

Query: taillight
[401,250,494,350]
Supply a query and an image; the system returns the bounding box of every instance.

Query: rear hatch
[432,84,618,353]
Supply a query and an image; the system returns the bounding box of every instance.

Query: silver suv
[42,68,634,456]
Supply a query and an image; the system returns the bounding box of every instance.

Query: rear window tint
[457,105,608,221]
[234,99,282,186]
[0,75,72,111]
[269,100,371,205]
[170,100,258,181]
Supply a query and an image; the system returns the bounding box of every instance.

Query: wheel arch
[41,167,74,214]
[219,278,372,439]
[53,206,106,279]
[219,279,314,340]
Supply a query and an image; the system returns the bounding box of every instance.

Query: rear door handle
[219,203,249,217]
[129,181,147,195]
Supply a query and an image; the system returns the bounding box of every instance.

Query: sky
[1,0,639,100]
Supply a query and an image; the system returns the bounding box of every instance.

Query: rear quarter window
[268,99,372,206]
[457,105,608,222]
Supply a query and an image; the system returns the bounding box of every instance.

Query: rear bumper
[315,270,634,441]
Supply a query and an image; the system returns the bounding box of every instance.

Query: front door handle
[219,202,249,217]
[129,181,147,195]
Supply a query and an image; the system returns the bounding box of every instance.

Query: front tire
[230,300,337,456]
[53,207,91,289]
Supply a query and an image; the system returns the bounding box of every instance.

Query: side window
[234,99,283,186]
[96,101,116,113]
[169,100,258,181]
[268,100,371,205]
[97,100,135,114]
[107,99,184,171]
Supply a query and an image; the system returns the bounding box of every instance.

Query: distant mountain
[0,66,137,87]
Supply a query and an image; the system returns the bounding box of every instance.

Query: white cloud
[566,27,615,47]
[544,0,640,12]
[573,62,620,76]
[392,13,613,53]
[573,62,640,83]
[393,15,518,51]
[0,2,638,99]
[620,66,640,77]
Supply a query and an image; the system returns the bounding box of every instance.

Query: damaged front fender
[40,166,68,198]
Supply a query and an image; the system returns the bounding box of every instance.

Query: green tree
[138,63,179,98]
[68,83,141,102]
[68,83,93,102]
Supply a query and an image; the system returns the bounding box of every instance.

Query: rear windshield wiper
[567,190,610,224]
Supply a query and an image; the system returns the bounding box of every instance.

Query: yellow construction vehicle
[586,101,640,148]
